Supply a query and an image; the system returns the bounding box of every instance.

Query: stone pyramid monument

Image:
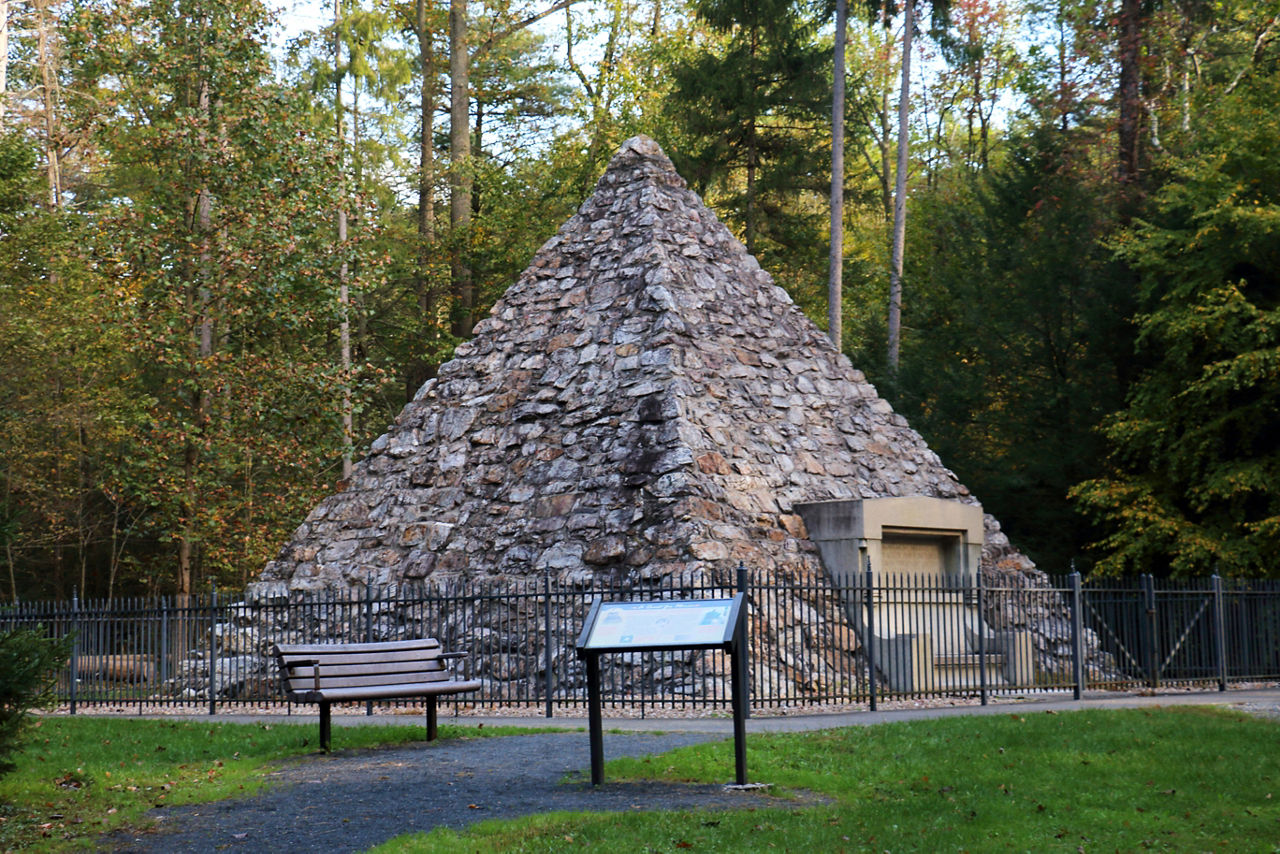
[256,136,1024,597]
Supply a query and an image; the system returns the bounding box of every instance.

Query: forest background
[1,0,1278,601]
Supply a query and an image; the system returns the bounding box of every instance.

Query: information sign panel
[579,599,737,651]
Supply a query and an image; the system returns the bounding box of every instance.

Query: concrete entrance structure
[797,498,1033,691]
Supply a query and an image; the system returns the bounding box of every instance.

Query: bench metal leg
[426,696,438,741]
[320,701,332,752]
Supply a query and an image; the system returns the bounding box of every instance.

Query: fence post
[976,569,988,706]
[69,590,79,715]
[1212,574,1227,692]
[160,597,169,699]
[543,570,554,719]
[208,583,218,716]
[366,581,375,716]
[1069,571,1084,701]
[1141,573,1159,689]
[864,555,877,713]
[736,561,750,720]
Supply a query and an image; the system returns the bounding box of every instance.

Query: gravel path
[104,732,804,853]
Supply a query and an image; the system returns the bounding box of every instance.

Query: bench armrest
[282,658,321,691]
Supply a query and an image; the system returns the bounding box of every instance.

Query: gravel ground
[103,731,811,853]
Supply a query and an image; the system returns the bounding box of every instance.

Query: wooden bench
[272,638,481,751]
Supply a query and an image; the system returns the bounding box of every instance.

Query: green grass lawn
[3,708,1277,852]
[0,715,535,850]
[377,707,1280,853]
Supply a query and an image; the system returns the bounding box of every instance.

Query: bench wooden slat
[275,639,443,655]
[279,660,449,679]
[282,670,456,691]
[276,649,452,667]
[291,679,482,703]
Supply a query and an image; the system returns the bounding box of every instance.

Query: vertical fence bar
[864,556,876,712]
[543,570,554,718]
[1141,574,1159,688]
[735,561,750,719]
[209,584,218,716]
[1212,574,1227,691]
[160,597,169,706]
[976,570,988,706]
[365,582,374,716]
[1070,571,1084,700]
[69,592,79,715]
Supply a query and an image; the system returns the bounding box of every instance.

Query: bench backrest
[273,638,458,694]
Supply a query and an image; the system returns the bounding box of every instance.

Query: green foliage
[0,0,388,595]
[889,123,1135,571]
[378,708,1280,852]
[0,627,73,777]
[1072,70,1280,578]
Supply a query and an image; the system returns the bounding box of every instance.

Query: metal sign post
[576,594,748,786]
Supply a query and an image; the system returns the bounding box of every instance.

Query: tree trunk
[449,0,473,339]
[887,0,912,373]
[35,0,61,208]
[1,0,10,128]
[472,98,483,217]
[409,0,439,399]
[744,27,759,256]
[335,0,353,481]
[1117,0,1142,186]
[416,0,436,265]
[877,7,893,223]
[179,78,213,599]
[827,0,847,349]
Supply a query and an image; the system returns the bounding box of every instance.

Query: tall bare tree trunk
[449,0,473,339]
[35,0,61,207]
[887,0,912,372]
[408,0,439,397]
[1117,0,1142,187]
[335,0,354,481]
[179,74,213,599]
[744,28,759,256]
[1,0,10,127]
[828,0,847,349]
[416,0,435,254]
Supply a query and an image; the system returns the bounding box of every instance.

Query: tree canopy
[2,0,1279,596]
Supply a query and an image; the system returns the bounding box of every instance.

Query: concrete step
[932,653,1009,689]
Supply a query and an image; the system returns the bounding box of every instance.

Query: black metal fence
[2,570,1277,716]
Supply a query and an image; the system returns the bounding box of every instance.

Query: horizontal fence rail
[2,571,1277,716]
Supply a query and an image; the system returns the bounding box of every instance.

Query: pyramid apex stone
[618,134,666,160]
[596,135,687,191]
